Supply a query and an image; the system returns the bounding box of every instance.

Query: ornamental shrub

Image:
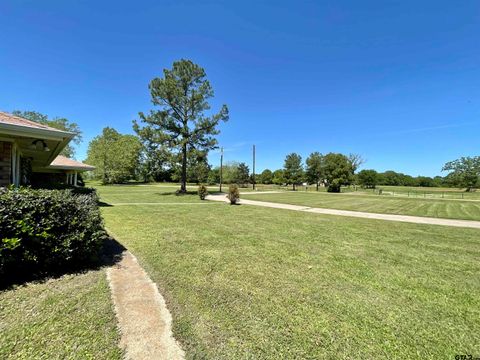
[227,184,240,205]
[0,187,107,278]
[198,184,208,200]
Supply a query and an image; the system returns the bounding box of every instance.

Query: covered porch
[0,111,93,187]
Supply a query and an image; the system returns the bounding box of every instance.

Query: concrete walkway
[107,251,185,360]
[206,194,480,229]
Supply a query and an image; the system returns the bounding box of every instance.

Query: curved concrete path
[107,251,185,360]
[206,194,480,229]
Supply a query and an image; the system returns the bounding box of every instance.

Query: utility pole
[219,147,224,192]
[252,144,256,190]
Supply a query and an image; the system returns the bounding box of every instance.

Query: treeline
[357,170,449,188]
[85,127,480,192]
[82,59,479,192]
[14,60,479,192]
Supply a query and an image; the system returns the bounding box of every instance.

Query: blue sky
[1,0,479,176]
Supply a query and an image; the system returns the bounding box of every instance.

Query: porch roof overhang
[47,155,96,172]
[0,113,75,168]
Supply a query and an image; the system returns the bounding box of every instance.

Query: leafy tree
[171,150,210,184]
[305,152,324,190]
[272,169,285,185]
[12,110,82,158]
[432,176,445,187]
[442,156,480,191]
[379,170,402,186]
[187,152,210,184]
[221,161,240,184]
[357,169,378,189]
[86,127,142,184]
[376,171,446,187]
[190,159,210,184]
[323,153,354,192]
[207,167,220,185]
[138,144,171,182]
[259,169,273,184]
[401,174,417,187]
[134,59,229,193]
[237,162,250,187]
[443,172,463,188]
[415,176,435,187]
[283,153,304,190]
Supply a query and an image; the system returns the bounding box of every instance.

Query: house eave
[0,122,75,166]
[0,122,75,140]
[47,165,96,171]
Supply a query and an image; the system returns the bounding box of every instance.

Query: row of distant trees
[343,169,479,189]
[355,159,480,191]
[15,108,480,192]
[13,112,478,192]
[14,59,480,192]
[83,129,480,192]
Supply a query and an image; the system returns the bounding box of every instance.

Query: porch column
[74,171,78,186]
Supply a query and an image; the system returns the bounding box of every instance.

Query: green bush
[0,187,107,277]
[227,184,240,205]
[198,184,208,200]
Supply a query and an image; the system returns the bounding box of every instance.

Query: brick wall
[0,141,12,186]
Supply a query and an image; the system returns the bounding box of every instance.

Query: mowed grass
[0,269,122,360]
[379,185,480,194]
[95,184,205,204]
[94,182,255,202]
[98,185,480,359]
[242,191,480,221]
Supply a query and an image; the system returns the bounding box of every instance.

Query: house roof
[49,155,96,171]
[0,111,76,168]
[0,111,72,134]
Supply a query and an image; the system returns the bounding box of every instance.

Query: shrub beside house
[0,111,102,282]
[0,187,106,279]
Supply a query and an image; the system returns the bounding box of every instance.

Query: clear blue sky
[1,1,479,176]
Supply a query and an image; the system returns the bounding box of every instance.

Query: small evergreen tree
[305,152,324,190]
[283,153,304,190]
[237,162,250,187]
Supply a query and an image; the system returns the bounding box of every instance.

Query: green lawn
[98,184,480,359]
[0,269,122,360]
[96,184,204,204]
[242,191,480,221]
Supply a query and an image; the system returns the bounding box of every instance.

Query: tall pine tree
[134,59,229,192]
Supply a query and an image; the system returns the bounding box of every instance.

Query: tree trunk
[316,182,319,191]
[180,144,187,192]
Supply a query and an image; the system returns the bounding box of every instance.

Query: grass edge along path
[207,194,480,229]
[240,191,480,222]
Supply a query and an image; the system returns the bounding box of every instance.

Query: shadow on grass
[98,201,113,207]
[156,191,198,196]
[0,237,126,291]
